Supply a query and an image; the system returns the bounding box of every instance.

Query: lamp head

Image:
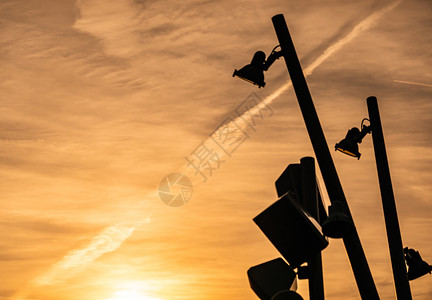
[321,201,355,239]
[233,51,266,88]
[335,119,372,160]
[247,258,298,300]
[335,127,362,159]
[271,290,304,300]
[404,247,432,280]
[233,47,282,88]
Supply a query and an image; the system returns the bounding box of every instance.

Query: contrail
[11,206,154,299]
[183,0,403,182]
[32,224,136,286]
[14,1,401,298]
[394,80,432,88]
[37,213,152,285]
[254,0,403,110]
[303,0,402,77]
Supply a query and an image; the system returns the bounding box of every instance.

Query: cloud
[393,80,432,88]
[31,224,136,286]
[2,0,431,299]
[74,0,143,58]
[14,2,404,297]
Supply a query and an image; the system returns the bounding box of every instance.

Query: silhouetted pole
[271,14,380,299]
[300,157,324,300]
[367,96,412,300]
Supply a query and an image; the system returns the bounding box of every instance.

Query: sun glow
[107,289,160,300]
[106,282,162,300]
[107,290,160,300]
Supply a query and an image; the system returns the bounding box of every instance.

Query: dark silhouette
[404,247,432,280]
[271,290,304,300]
[334,118,371,159]
[271,14,379,299]
[367,96,413,299]
[247,258,298,300]
[233,46,282,88]
[253,192,329,269]
[322,201,354,239]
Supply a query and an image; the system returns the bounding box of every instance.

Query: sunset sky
[1,0,431,299]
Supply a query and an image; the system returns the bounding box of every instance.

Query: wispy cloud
[187,0,404,179]
[12,213,152,299]
[32,224,136,286]
[393,80,432,88]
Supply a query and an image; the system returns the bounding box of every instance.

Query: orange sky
[1,0,431,299]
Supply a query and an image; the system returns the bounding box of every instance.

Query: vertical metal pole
[300,157,325,300]
[271,14,380,299]
[367,96,412,300]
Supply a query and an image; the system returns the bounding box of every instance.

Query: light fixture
[253,192,329,268]
[247,258,298,300]
[271,290,304,300]
[404,247,432,280]
[335,118,371,159]
[233,46,283,88]
[321,201,355,239]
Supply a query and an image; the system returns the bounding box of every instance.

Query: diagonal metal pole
[271,14,380,299]
[367,96,412,300]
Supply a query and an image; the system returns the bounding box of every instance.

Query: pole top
[272,14,285,21]
[367,96,377,103]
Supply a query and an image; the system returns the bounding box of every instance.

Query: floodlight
[247,258,297,300]
[271,290,304,300]
[335,118,371,159]
[404,247,432,280]
[233,46,283,88]
[321,201,355,239]
[253,192,328,268]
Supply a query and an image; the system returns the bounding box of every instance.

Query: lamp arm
[355,125,372,143]
[263,49,283,71]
